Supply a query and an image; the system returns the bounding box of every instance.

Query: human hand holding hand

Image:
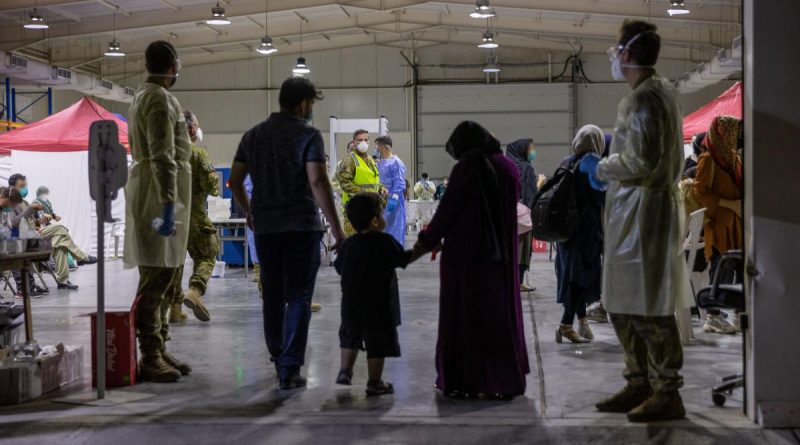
[330,226,346,252]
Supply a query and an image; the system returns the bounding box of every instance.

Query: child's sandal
[336,369,353,386]
[366,380,394,396]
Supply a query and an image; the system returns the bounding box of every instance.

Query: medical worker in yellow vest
[336,129,387,236]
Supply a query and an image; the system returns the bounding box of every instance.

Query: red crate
[532,239,549,253]
[90,296,141,387]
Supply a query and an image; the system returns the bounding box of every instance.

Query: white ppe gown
[596,74,694,317]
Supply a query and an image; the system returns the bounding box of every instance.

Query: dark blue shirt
[234,112,326,234]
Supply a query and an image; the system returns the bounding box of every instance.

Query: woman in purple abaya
[414,121,530,399]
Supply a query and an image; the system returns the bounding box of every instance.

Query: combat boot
[168,303,187,324]
[627,392,686,422]
[183,288,210,322]
[140,352,181,383]
[162,350,192,376]
[596,384,652,413]
[252,264,261,283]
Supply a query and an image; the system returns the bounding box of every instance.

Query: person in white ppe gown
[376,136,407,246]
[124,40,192,383]
[581,20,693,423]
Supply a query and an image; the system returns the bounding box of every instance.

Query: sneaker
[279,373,307,390]
[703,314,736,335]
[77,256,98,266]
[586,303,609,323]
[57,281,79,290]
[32,285,49,294]
[310,302,322,312]
[627,392,686,422]
[596,384,653,413]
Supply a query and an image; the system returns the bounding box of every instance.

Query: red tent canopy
[0,96,129,155]
[682,81,742,143]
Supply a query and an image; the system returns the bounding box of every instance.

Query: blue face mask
[528,151,537,162]
[18,187,28,198]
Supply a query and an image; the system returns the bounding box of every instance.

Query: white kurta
[596,74,694,317]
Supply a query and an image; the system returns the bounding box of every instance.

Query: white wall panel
[417,83,572,179]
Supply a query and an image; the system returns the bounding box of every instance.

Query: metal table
[0,250,52,343]
[211,218,249,278]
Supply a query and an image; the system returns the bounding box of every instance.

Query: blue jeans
[254,231,322,379]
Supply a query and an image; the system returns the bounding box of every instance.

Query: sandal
[336,368,353,386]
[366,380,394,396]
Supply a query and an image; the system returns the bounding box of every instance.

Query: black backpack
[530,156,582,242]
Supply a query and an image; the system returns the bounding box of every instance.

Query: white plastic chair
[684,208,709,302]
[109,222,125,259]
[676,208,706,344]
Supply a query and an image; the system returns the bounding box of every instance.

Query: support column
[744,0,800,428]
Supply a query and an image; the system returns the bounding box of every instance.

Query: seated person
[33,186,60,226]
[8,174,96,292]
[333,192,423,396]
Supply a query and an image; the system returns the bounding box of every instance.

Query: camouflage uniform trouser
[187,227,219,296]
[610,313,684,394]
[136,266,183,357]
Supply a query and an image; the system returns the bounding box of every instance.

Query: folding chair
[684,208,710,304]
[0,271,16,297]
[32,259,58,291]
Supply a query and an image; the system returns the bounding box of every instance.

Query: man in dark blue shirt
[230,77,345,390]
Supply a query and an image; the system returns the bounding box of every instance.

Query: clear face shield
[607,31,655,81]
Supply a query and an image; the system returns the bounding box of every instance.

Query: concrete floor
[0,238,797,445]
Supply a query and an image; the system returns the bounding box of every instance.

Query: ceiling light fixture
[257,37,278,55]
[292,20,309,76]
[104,8,125,57]
[293,57,311,76]
[470,0,496,19]
[478,31,498,49]
[207,1,231,26]
[24,7,48,30]
[256,0,278,56]
[667,0,691,16]
[483,55,500,73]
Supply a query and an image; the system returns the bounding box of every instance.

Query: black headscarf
[445,121,507,263]
[505,138,537,210]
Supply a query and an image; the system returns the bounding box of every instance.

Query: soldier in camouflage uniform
[169,110,217,323]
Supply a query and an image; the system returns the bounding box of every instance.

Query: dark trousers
[12,269,35,293]
[255,231,322,379]
[610,313,684,394]
[561,283,588,325]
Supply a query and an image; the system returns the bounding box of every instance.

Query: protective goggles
[607,31,652,62]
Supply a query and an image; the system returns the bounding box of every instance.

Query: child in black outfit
[334,192,421,396]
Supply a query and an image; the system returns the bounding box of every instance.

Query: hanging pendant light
[257,37,278,55]
[483,55,500,73]
[293,57,310,76]
[104,8,125,57]
[667,0,691,16]
[470,0,496,19]
[478,31,498,49]
[256,0,278,55]
[24,8,48,29]
[207,1,231,25]
[292,20,309,76]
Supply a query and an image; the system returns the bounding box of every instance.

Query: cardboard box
[0,345,84,406]
[90,296,141,387]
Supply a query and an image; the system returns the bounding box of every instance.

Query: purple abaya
[419,153,530,396]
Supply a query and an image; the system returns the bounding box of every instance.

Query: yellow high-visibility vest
[342,152,381,204]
